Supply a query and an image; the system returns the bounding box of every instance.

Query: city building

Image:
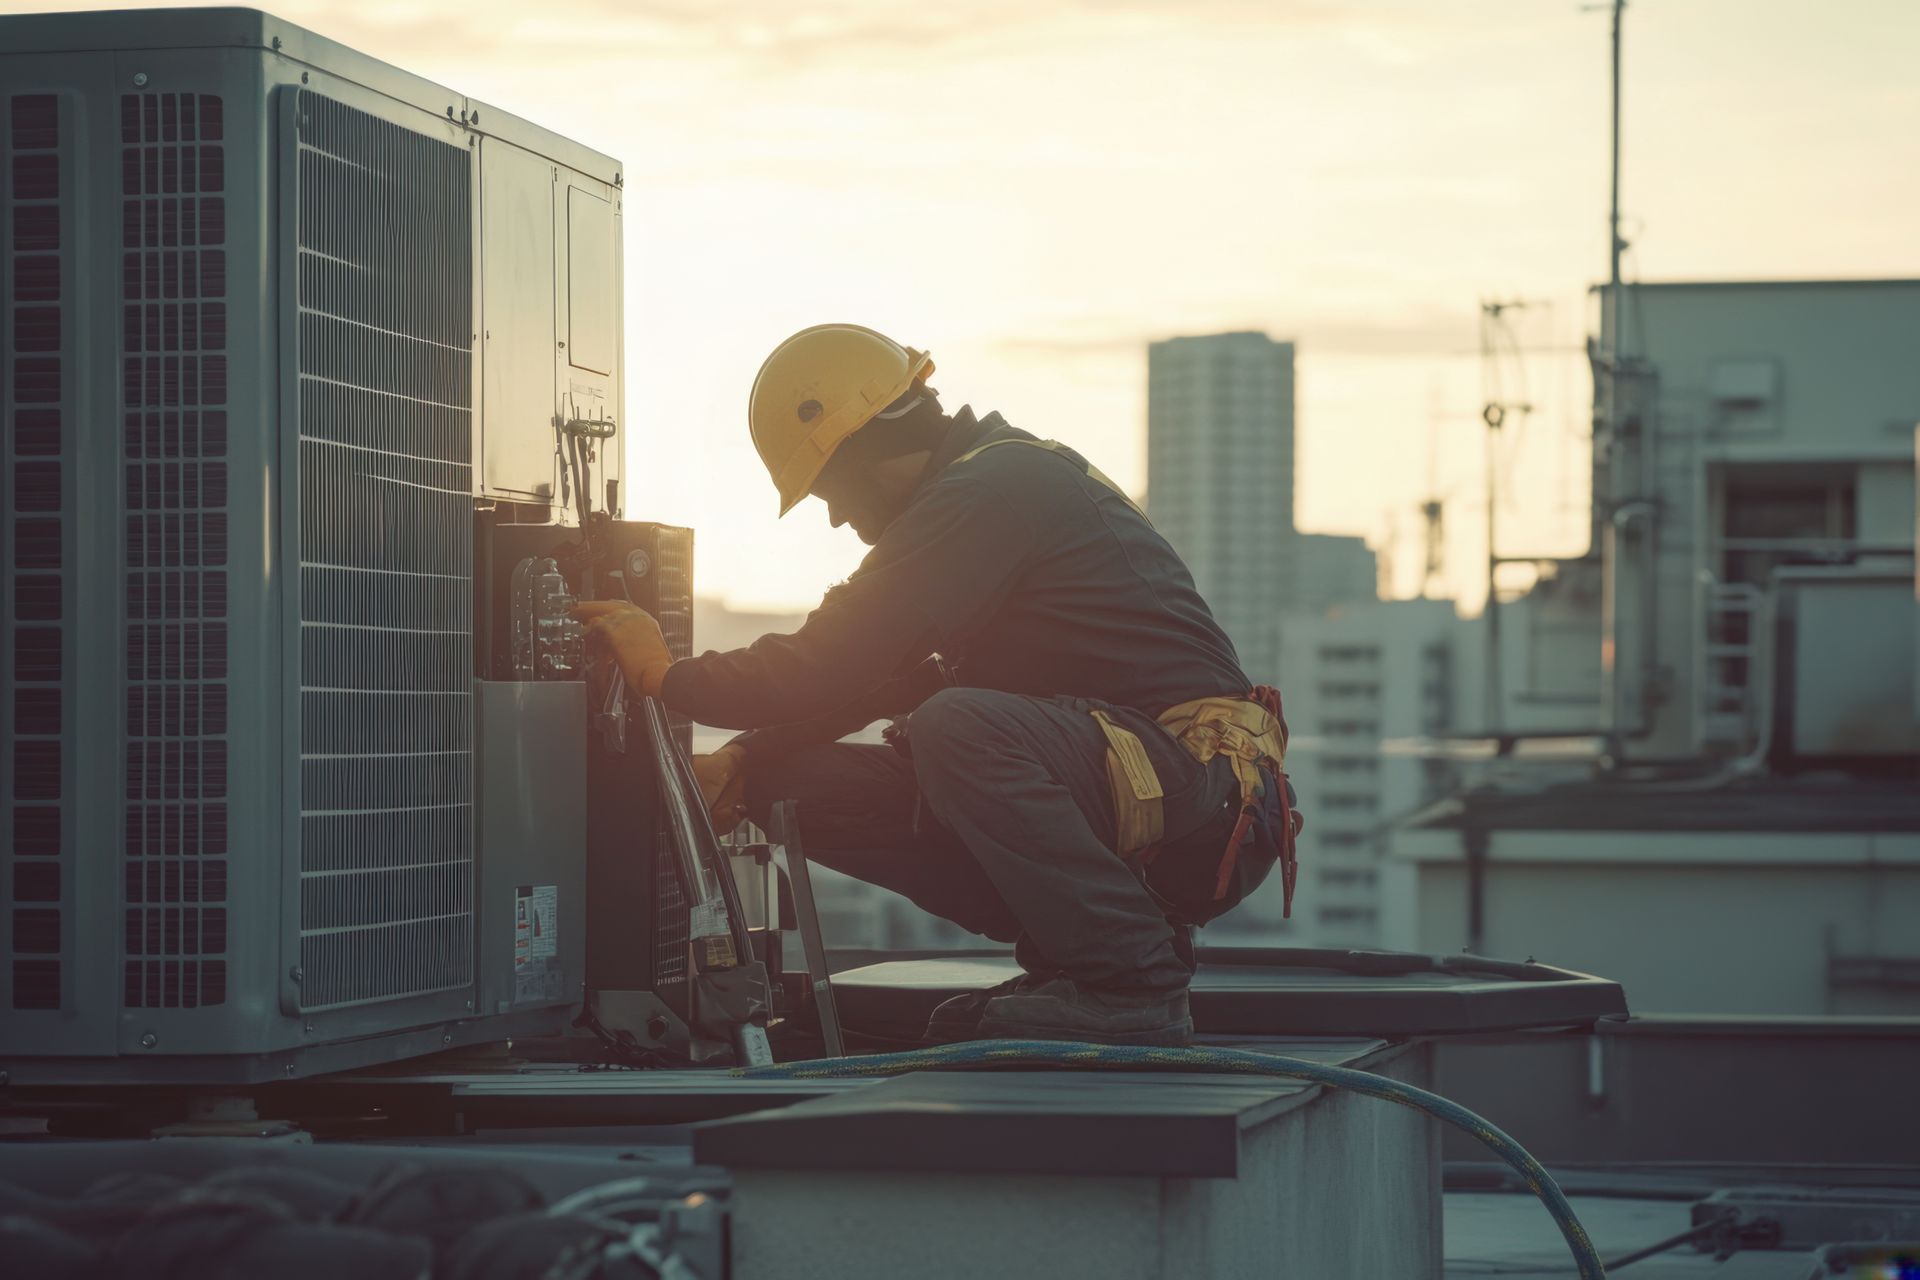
[1386,278,1920,1015]
[1147,331,1297,680]
[1296,533,1379,617]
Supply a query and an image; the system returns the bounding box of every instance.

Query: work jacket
[659,409,1251,761]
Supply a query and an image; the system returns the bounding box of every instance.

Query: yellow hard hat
[749,324,936,516]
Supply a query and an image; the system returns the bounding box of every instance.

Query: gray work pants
[744,687,1242,994]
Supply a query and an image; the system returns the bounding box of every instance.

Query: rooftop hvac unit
[0,9,680,1083]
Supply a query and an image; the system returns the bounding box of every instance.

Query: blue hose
[739,1039,1605,1279]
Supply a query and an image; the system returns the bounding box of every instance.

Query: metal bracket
[770,800,845,1058]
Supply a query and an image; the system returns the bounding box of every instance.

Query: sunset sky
[33,0,1920,610]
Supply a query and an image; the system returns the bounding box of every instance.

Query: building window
[1318,869,1378,889]
[1319,681,1381,700]
[1320,831,1371,850]
[1317,644,1380,664]
[1318,906,1377,926]
[1319,793,1379,813]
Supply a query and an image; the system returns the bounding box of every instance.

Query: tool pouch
[1091,709,1165,858]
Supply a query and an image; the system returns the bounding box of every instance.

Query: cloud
[992,306,1476,361]
[26,0,1386,77]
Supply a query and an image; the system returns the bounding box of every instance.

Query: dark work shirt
[660,409,1250,752]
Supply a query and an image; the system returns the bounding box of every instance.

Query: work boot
[923,972,1043,1043]
[974,977,1193,1047]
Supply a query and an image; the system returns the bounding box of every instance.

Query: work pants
[743,688,1246,994]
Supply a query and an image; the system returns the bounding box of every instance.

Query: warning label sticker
[514,884,563,1004]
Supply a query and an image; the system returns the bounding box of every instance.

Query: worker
[575,324,1298,1047]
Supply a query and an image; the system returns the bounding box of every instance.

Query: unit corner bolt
[132,72,149,87]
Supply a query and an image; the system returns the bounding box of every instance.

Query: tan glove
[693,743,748,836]
[572,600,675,697]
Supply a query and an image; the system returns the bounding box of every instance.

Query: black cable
[1452,1208,1733,1276]
[1602,1215,1727,1271]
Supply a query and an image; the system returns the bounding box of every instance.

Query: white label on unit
[514,884,563,1003]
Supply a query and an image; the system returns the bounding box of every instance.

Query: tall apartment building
[1147,332,1297,680]
[1208,599,1466,947]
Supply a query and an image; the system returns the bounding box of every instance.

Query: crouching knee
[906,687,1005,795]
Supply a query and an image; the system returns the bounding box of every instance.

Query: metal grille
[650,526,694,986]
[118,92,232,1010]
[7,93,68,1011]
[294,92,474,1011]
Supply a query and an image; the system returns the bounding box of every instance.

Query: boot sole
[972,1016,1193,1049]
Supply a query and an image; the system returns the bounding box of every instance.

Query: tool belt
[1093,689,1300,916]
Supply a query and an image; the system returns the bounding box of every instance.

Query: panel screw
[303,1022,315,1034]
[301,71,309,84]
[132,72,149,87]
[463,1000,473,1011]
[139,1031,158,1049]
[625,549,652,580]
[271,36,283,53]
[285,1064,295,1077]
[441,1034,452,1046]
[289,967,304,983]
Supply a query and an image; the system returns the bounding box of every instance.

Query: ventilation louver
[293,92,475,1012]
[8,93,68,1012]
[119,91,232,1010]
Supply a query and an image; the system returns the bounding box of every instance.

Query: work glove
[571,600,675,698]
[693,743,749,836]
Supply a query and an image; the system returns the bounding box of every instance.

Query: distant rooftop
[1405,773,1920,834]
[1589,276,1920,293]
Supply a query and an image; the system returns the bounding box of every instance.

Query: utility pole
[1480,300,1535,733]
[1595,0,1633,745]
[1609,0,1626,293]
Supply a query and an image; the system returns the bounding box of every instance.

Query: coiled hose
[739,1039,1605,1279]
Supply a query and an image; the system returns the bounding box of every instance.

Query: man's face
[809,446,898,545]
